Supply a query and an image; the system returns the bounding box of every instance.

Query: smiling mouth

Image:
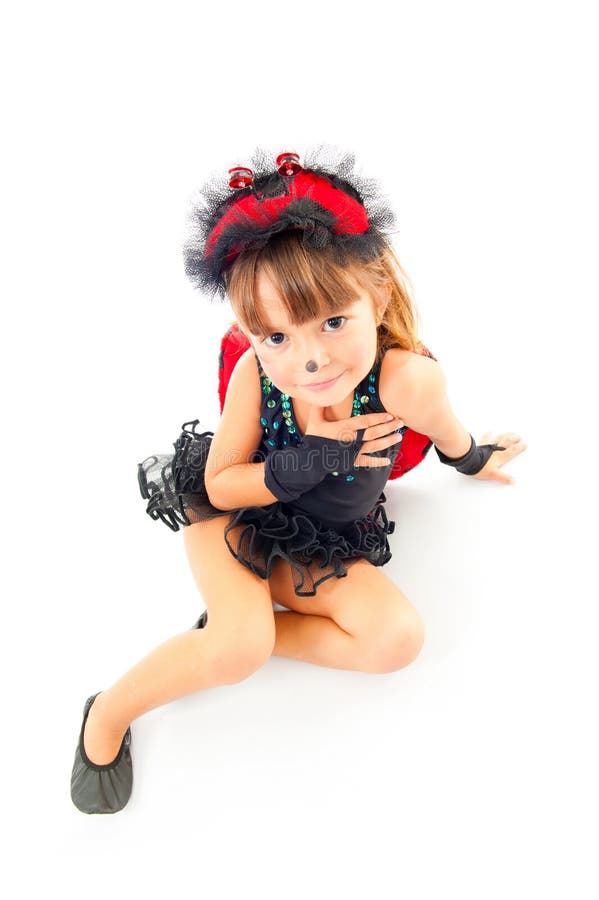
[303,372,344,387]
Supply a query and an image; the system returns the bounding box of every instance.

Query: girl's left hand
[471,431,528,485]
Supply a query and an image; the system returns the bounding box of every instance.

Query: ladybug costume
[137,144,503,598]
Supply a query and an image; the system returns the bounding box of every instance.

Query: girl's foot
[71,693,133,814]
[83,691,129,765]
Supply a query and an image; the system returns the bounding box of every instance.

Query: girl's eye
[323,316,346,332]
[262,332,285,347]
[262,316,347,347]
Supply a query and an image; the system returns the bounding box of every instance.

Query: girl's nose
[301,356,330,375]
[298,345,330,370]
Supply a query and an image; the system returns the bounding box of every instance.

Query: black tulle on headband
[182,143,399,302]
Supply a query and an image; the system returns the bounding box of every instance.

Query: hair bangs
[224,231,365,338]
[223,229,423,357]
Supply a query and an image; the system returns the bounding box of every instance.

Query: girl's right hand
[305,407,404,468]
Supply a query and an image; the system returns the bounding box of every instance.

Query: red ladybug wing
[218,322,251,413]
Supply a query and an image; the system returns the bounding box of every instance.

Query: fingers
[476,430,526,484]
[356,412,404,430]
[480,431,528,455]
[363,431,404,455]
[354,455,394,468]
[481,430,526,445]
[491,469,515,484]
[353,423,404,468]
[364,414,405,438]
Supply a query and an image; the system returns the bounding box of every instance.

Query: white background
[2,1,597,897]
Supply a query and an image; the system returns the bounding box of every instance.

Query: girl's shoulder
[380,344,430,381]
[378,344,440,413]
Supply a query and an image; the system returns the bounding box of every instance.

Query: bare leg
[83,625,272,764]
[272,610,366,670]
[84,517,276,765]
[272,610,422,673]
[268,558,425,674]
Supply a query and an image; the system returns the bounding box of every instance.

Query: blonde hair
[223,230,424,363]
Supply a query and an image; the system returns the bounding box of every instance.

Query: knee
[370,609,426,674]
[208,614,276,683]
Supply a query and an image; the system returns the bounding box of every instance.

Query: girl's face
[246,270,389,406]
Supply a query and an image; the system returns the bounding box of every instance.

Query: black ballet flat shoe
[191,609,208,630]
[70,693,133,815]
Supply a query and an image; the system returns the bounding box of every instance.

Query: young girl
[70,145,526,814]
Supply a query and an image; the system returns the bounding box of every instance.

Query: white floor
[16,393,595,899]
[4,5,598,896]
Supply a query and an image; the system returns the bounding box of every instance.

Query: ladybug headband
[183,144,398,301]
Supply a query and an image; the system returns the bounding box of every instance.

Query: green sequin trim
[259,361,384,481]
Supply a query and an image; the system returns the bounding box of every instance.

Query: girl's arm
[208,460,278,510]
[383,355,526,483]
[381,354,472,457]
[204,348,279,510]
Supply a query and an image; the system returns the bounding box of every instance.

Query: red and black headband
[183,143,398,301]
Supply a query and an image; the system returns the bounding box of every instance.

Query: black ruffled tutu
[138,420,396,597]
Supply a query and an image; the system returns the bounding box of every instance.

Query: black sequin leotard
[138,346,407,597]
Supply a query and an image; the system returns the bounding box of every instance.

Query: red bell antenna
[276,152,302,176]
[228,166,254,189]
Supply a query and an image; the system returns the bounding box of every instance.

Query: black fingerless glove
[434,433,505,475]
[264,430,365,503]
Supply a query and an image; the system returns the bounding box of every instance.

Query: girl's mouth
[303,371,345,392]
